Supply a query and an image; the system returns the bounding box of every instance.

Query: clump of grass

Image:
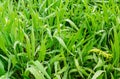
[0,0,120,79]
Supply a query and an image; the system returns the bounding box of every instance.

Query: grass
[0,0,120,79]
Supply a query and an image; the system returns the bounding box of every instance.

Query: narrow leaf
[92,70,104,79]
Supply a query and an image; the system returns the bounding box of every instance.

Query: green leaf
[33,61,51,79]
[26,65,45,79]
[0,32,7,54]
[54,36,73,56]
[9,54,17,68]
[0,60,5,76]
[74,58,89,77]
[23,30,31,59]
[92,70,104,79]
[94,58,104,70]
[26,61,51,79]
[54,36,67,49]
[39,39,46,61]
[114,67,120,72]
[110,73,114,79]
[31,27,35,59]
[64,19,78,31]
[50,54,64,65]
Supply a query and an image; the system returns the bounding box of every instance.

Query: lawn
[0,0,120,79]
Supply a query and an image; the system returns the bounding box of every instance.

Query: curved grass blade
[64,19,78,31]
[92,70,104,79]
[54,36,74,56]
[0,60,5,76]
